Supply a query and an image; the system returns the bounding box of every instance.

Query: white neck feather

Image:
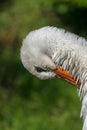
[22,26,87,130]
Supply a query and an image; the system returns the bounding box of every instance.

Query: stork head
[20,27,81,87]
[20,29,56,79]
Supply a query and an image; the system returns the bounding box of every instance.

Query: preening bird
[20,26,87,130]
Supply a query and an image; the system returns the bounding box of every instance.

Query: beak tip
[52,66,81,88]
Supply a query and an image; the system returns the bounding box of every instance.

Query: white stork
[20,26,87,130]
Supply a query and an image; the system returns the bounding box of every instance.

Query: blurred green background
[0,0,87,130]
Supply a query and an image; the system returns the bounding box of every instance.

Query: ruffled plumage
[21,26,87,130]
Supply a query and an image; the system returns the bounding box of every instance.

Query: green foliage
[0,0,87,129]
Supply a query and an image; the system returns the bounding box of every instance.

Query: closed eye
[35,66,49,73]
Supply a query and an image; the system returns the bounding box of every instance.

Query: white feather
[20,26,87,130]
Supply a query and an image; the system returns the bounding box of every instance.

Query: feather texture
[21,26,87,130]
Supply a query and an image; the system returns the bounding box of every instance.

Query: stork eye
[35,66,48,73]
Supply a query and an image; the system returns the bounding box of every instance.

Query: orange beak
[52,66,81,88]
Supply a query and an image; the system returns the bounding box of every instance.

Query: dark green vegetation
[1,0,87,129]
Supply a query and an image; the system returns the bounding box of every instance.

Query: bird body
[21,26,87,130]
